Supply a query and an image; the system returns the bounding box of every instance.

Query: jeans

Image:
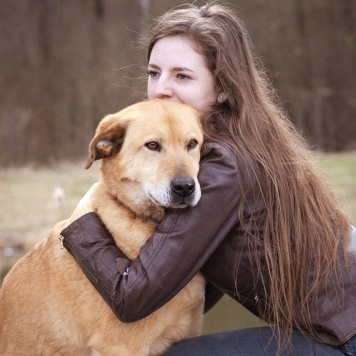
[164,327,356,356]
[338,333,356,356]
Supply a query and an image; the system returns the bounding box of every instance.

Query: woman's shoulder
[201,140,259,196]
[199,140,250,186]
[201,140,250,174]
[201,140,236,161]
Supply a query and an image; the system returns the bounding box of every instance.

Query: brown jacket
[61,142,356,346]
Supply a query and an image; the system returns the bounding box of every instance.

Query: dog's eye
[145,142,161,151]
[187,139,198,150]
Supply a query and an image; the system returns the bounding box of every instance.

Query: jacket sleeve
[61,143,243,322]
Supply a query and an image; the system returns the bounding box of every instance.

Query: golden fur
[0,99,205,355]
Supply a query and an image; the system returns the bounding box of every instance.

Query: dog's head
[86,99,204,216]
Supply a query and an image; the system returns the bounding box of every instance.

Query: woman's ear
[217,93,227,103]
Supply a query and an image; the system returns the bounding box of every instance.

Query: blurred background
[1,0,355,334]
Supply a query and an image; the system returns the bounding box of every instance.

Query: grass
[0,152,355,332]
[0,161,100,283]
[0,161,100,249]
[316,152,356,222]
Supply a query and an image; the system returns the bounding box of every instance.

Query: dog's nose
[171,176,195,197]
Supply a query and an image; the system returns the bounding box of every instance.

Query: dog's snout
[171,176,195,197]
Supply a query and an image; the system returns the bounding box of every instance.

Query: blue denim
[164,327,349,355]
[337,334,356,356]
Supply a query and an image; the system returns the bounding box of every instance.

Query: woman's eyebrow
[172,67,194,73]
[148,63,160,70]
[148,63,194,73]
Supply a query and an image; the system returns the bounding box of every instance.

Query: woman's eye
[145,142,161,151]
[187,139,198,150]
[148,70,159,78]
[177,73,190,80]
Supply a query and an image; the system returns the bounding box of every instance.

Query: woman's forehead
[149,36,207,68]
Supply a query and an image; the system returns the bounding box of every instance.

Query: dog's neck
[112,194,164,225]
[96,178,165,225]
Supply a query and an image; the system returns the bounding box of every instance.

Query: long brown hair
[146,1,350,348]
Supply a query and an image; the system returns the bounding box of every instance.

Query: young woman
[61,3,356,355]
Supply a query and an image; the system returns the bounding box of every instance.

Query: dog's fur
[0,99,205,355]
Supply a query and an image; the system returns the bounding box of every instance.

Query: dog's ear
[85,115,129,169]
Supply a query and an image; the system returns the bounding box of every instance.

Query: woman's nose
[153,78,174,99]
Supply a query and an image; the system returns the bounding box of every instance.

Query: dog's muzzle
[145,176,201,208]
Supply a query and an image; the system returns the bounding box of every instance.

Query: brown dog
[0,99,205,355]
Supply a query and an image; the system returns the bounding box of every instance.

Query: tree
[0,0,355,166]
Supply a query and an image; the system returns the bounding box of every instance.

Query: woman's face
[147,36,218,112]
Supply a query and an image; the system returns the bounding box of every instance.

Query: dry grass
[0,160,99,283]
[0,161,100,249]
[316,152,356,223]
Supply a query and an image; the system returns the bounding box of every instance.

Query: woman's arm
[61,142,243,322]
